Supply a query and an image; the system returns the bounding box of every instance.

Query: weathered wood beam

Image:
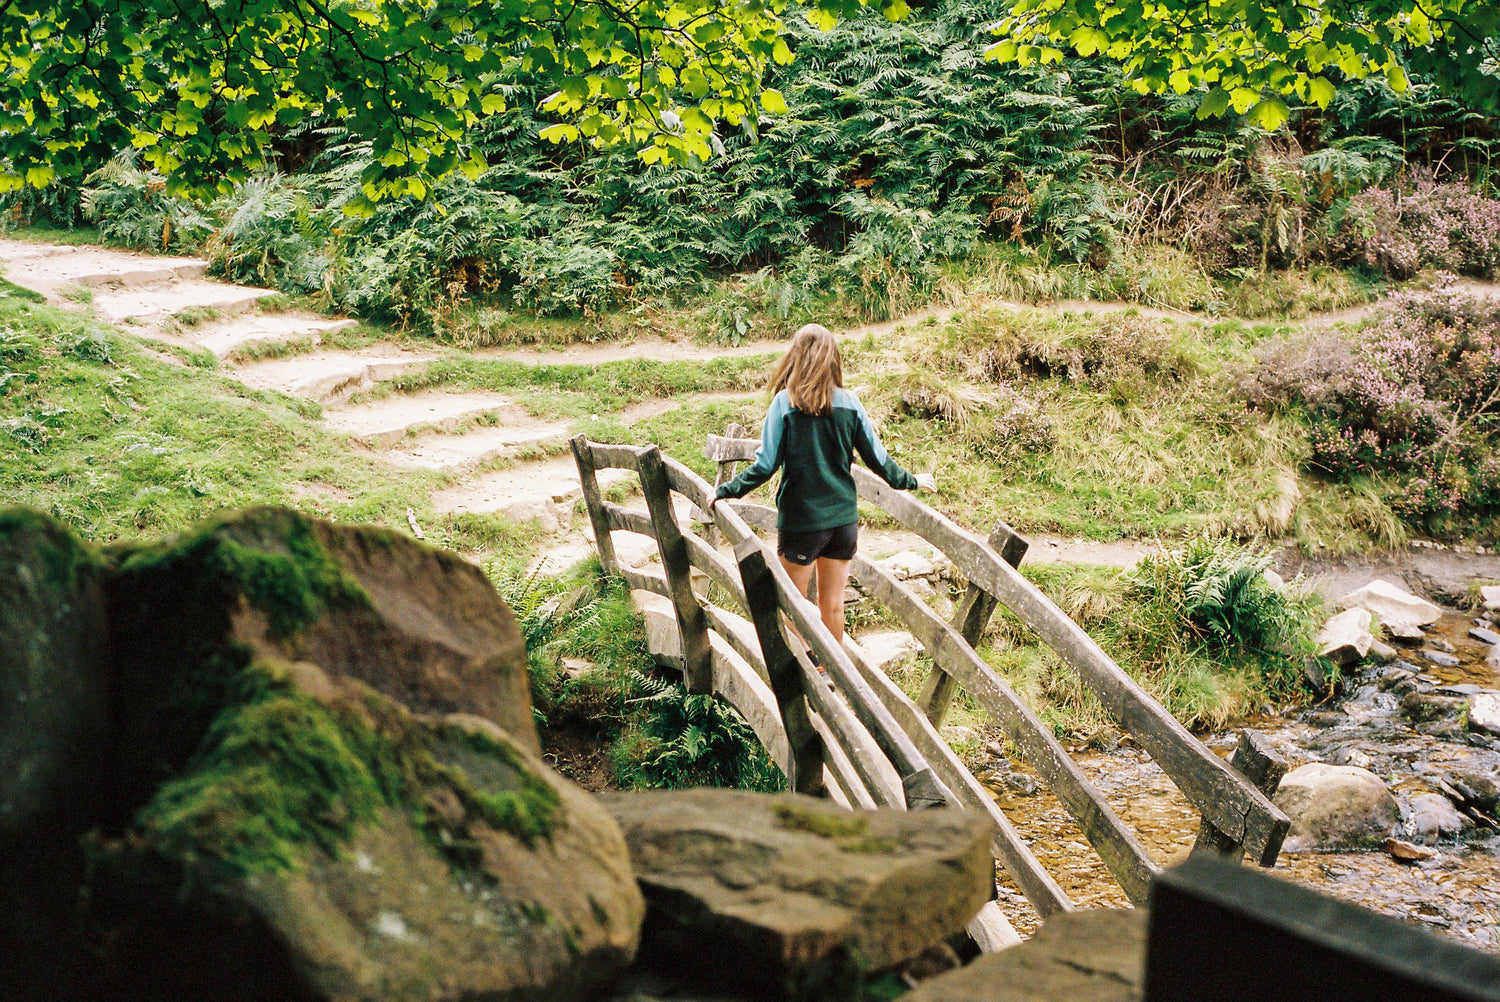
[588,441,648,470]
[735,538,827,796]
[920,519,1029,726]
[638,446,715,696]
[571,434,621,573]
[842,638,1074,918]
[849,465,1290,867]
[1192,730,1289,863]
[852,553,1159,904]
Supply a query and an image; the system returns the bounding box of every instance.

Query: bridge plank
[850,466,1290,866]
[842,638,1075,918]
[852,553,1159,904]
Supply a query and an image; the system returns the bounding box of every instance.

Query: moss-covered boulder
[0,510,113,997]
[1,507,642,1002]
[0,508,111,844]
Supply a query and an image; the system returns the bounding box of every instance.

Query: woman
[707,323,936,643]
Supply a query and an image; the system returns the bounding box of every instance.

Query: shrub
[1329,170,1500,279]
[82,152,214,252]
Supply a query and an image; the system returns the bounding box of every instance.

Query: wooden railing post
[637,445,715,695]
[571,434,618,574]
[698,421,747,548]
[736,538,826,795]
[1192,730,1289,863]
[920,519,1028,726]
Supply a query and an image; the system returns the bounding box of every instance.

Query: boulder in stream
[1338,579,1442,640]
[600,788,994,1001]
[1407,792,1473,843]
[1274,763,1401,852]
[1470,691,1500,737]
[1315,608,1374,667]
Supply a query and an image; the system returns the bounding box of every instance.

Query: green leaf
[759,88,788,114]
[1196,87,1232,119]
[882,0,909,22]
[1247,97,1289,131]
[1307,76,1336,108]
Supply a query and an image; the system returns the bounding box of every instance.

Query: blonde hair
[767,323,843,416]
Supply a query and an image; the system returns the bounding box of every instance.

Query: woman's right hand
[915,473,937,492]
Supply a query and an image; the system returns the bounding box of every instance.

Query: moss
[771,802,902,854]
[121,507,371,638]
[421,720,563,849]
[135,688,390,875]
[0,506,99,586]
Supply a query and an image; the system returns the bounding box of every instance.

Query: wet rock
[1338,579,1442,639]
[1469,627,1500,646]
[1377,666,1416,691]
[1407,792,1473,843]
[1304,711,1347,728]
[1470,692,1500,737]
[1431,638,1458,653]
[1383,837,1435,861]
[1315,608,1374,666]
[1400,692,1470,728]
[1367,639,1398,664]
[1328,747,1376,770]
[1274,763,1401,852]
[1444,768,1500,814]
[601,789,994,1001]
[1421,649,1461,667]
[896,908,1145,1002]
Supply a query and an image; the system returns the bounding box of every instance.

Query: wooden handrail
[703,433,1289,866]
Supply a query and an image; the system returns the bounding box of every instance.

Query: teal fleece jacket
[714,388,918,531]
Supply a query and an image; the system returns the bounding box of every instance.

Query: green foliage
[990,0,1499,124]
[0,0,888,199]
[497,563,784,793]
[81,152,214,252]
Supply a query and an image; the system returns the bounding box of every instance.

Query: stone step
[431,460,635,517]
[94,279,276,323]
[0,243,208,296]
[321,390,521,448]
[197,315,360,358]
[381,420,572,472]
[232,348,437,403]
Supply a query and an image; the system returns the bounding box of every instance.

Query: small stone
[1386,621,1427,642]
[1400,691,1470,725]
[1367,639,1398,664]
[1384,838,1435,861]
[1407,792,1472,843]
[1469,627,1500,646]
[1481,585,1500,606]
[878,550,936,580]
[1431,638,1457,653]
[1422,649,1461,667]
[1377,667,1415,691]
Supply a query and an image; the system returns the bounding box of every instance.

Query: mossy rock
[0,508,110,845]
[0,510,112,998]
[86,696,643,1002]
[103,506,535,824]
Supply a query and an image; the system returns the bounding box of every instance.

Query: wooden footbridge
[570,432,1292,949]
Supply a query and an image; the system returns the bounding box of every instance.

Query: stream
[977,582,1500,954]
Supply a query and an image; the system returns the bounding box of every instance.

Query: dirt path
[9,234,1499,581]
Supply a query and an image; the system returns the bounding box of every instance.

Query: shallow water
[982,606,1500,953]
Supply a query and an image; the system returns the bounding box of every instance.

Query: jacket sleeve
[715,394,789,500]
[851,395,918,491]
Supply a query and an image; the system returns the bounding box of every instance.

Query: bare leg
[814,557,853,643]
[779,555,816,649]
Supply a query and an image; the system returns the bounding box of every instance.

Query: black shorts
[778,521,858,565]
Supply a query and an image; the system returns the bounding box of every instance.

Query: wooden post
[1192,730,1289,863]
[571,434,618,574]
[920,519,1028,726]
[699,421,747,548]
[736,538,825,795]
[638,445,715,695]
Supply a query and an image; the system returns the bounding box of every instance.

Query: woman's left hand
[915,473,938,492]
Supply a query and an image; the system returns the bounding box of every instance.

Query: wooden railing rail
[704,433,1290,869]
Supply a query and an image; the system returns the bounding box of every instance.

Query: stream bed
[979,604,1500,953]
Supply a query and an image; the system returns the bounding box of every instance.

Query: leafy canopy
[0,0,906,203]
[987,0,1500,130]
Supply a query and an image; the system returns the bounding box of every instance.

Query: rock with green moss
[600,788,994,1001]
[1,507,643,1001]
[0,508,110,845]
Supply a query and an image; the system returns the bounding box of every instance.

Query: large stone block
[601,788,994,1001]
[1273,763,1400,852]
